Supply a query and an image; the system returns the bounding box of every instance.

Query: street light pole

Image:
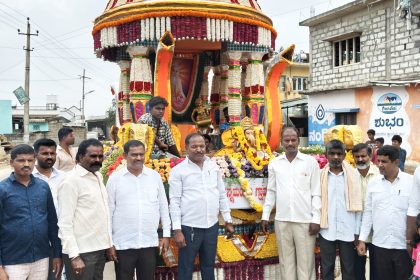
[18,18,38,143]
[82,90,95,126]
[79,69,91,126]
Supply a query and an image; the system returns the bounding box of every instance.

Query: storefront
[308,84,420,161]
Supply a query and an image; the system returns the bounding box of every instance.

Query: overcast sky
[0,0,352,118]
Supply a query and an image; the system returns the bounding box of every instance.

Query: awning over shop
[281,97,308,108]
[325,108,360,113]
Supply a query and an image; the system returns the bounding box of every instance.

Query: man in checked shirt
[138,96,181,159]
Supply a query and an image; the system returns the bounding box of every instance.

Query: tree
[105,106,116,127]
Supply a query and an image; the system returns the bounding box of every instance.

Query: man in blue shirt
[0,144,61,280]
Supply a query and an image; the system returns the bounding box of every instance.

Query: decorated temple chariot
[92,0,304,278]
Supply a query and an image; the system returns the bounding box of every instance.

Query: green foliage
[105,106,116,127]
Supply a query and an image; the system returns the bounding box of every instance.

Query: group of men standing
[262,126,420,280]
[1,101,420,280]
[0,122,232,280]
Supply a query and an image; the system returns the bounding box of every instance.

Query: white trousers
[4,257,49,280]
[275,221,316,280]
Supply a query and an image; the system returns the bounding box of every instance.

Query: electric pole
[18,17,38,144]
[78,69,91,126]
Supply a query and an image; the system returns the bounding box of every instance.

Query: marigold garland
[230,210,261,222]
[217,236,246,263]
[145,126,155,162]
[229,155,263,212]
[254,233,278,259]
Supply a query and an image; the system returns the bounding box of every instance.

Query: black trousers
[63,250,106,280]
[319,235,357,280]
[371,244,412,280]
[178,223,219,280]
[354,243,377,280]
[114,247,157,280]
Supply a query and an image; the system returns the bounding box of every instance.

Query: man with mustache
[169,133,233,280]
[357,145,413,280]
[0,144,61,280]
[352,143,380,280]
[33,138,65,279]
[261,126,321,280]
[319,140,363,280]
[57,139,113,280]
[106,140,171,280]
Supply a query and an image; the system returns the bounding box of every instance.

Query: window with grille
[292,77,308,91]
[335,113,356,125]
[333,36,360,67]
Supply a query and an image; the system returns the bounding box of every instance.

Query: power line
[0,59,24,75]
[0,17,18,30]
[0,2,114,82]
[32,55,97,60]
[34,28,90,48]
[35,26,90,45]
[268,0,330,18]
[1,78,79,82]
[31,62,80,93]
[0,2,27,19]
[32,56,77,79]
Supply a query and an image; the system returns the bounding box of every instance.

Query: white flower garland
[150,18,155,40]
[211,18,216,42]
[215,19,220,41]
[229,20,234,42]
[156,17,161,39]
[145,18,150,40]
[206,18,211,41]
[140,19,145,41]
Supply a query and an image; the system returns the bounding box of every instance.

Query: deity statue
[240,117,256,149]
[191,98,212,133]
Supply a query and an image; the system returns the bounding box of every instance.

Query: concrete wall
[7,120,86,146]
[31,121,86,146]
[307,0,420,92]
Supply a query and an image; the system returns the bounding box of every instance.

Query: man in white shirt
[106,140,171,280]
[33,138,65,279]
[352,143,380,280]
[169,133,234,280]
[54,127,77,172]
[357,145,413,280]
[261,126,321,280]
[407,166,420,254]
[33,138,64,212]
[319,140,362,280]
[58,139,113,280]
